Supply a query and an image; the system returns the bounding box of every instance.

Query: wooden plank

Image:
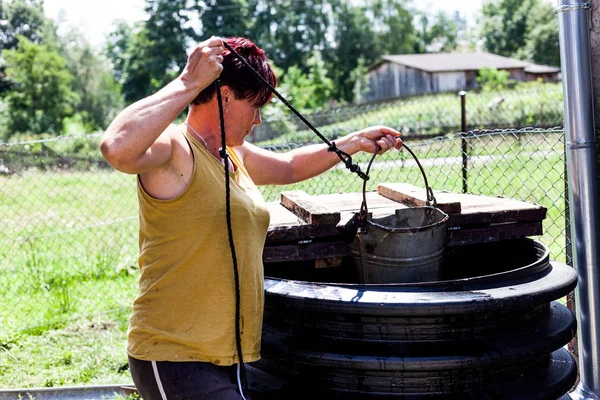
[377,183,546,225]
[267,201,306,228]
[263,241,351,263]
[266,223,342,244]
[263,222,544,263]
[280,190,340,225]
[378,183,462,214]
[447,221,543,247]
[448,207,547,227]
[312,191,403,212]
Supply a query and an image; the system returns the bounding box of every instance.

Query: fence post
[459,91,468,194]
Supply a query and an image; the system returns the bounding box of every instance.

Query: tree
[328,2,379,102]
[481,0,533,56]
[61,28,122,131]
[305,50,333,108]
[144,0,196,87]
[0,0,49,93]
[106,0,196,104]
[516,1,560,66]
[350,57,369,104]
[105,20,135,85]
[371,0,420,56]
[2,36,77,135]
[480,0,559,66]
[417,10,467,53]
[194,0,253,38]
[249,0,334,72]
[0,0,46,50]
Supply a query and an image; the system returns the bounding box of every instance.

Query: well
[248,187,578,399]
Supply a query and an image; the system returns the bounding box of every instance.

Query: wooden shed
[365,52,561,102]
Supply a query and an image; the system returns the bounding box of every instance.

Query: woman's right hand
[180,36,224,91]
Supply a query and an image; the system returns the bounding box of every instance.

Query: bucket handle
[360,143,437,223]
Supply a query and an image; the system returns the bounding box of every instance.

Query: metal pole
[556,1,600,398]
[459,91,468,194]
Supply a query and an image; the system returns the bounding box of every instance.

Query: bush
[477,68,516,91]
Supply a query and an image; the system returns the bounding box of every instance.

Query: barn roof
[371,52,534,73]
[524,64,561,74]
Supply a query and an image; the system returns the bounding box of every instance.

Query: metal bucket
[352,206,448,283]
[351,144,449,284]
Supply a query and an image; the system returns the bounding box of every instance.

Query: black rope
[222,41,369,181]
[215,80,248,394]
[401,143,436,207]
[360,146,380,228]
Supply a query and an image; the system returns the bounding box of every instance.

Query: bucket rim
[366,206,449,233]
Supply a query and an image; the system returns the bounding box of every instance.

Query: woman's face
[225,96,262,147]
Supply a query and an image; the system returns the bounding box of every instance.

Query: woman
[100,36,402,400]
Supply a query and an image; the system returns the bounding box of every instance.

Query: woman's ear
[220,86,230,101]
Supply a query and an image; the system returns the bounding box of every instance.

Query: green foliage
[305,51,334,107]
[105,20,135,85]
[143,0,195,83]
[194,0,253,38]
[0,0,46,50]
[480,0,559,66]
[106,0,193,104]
[278,66,313,110]
[417,10,467,52]
[0,98,8,139]
[2,36,78,136]
[371,0,420,55]
[60,29,123,131]
[0,0,50,93]
[272,51,333,111]
[514,1,560,67]
[248,0,334,73]
[328,2,379,102]
[350,57,369,104]
[477,68,514,91]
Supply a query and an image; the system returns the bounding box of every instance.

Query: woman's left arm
[239,126,402,186]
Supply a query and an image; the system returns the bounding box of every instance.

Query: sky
[43,0,492,49]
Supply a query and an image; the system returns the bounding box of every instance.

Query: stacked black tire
[250,239,578,399]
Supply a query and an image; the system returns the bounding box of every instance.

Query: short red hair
[191,37,278,107]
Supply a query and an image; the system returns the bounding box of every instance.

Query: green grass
[1,309,131,389]
[0,130,568,389]
[0,169,139,389]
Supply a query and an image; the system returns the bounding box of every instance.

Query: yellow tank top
[127,130,270,365]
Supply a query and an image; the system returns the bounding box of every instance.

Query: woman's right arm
[100,36,224,174]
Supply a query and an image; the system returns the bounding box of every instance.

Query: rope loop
[326,141,338,153]
[325,140,369,180]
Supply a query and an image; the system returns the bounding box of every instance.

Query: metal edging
[555,2,591,14]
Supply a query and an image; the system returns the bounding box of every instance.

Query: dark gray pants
[128,356,250,400]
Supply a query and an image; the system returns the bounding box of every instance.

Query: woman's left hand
[353,126,403,154]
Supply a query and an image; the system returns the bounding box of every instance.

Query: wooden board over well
[264,186,547,264]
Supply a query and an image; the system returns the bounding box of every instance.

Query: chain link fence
[250,83,563,145]
[0,86,572,388]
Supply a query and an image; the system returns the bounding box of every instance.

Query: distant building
[365,52,561,102]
